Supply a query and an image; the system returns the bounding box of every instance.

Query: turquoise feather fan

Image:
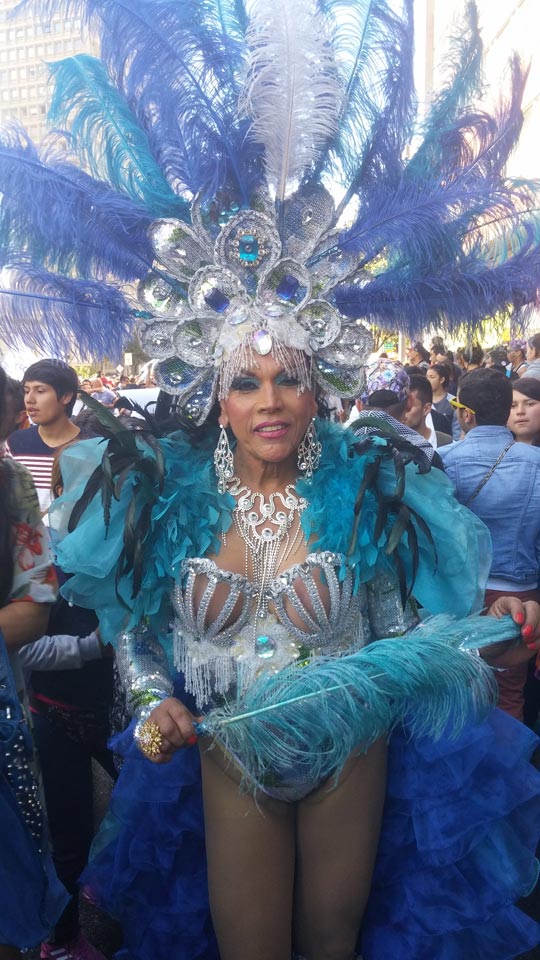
[196,614,519,793]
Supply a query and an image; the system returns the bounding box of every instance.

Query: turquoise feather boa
[51,419,491,656]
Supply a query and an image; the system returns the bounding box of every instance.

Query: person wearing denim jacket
[440,368,540,719]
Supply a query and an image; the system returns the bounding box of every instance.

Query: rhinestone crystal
[239,234,259,263]
[276,274,300,301]
[253,330,273,355]
[254,635,277,658]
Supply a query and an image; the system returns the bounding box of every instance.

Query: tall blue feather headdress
[1,0,539,400]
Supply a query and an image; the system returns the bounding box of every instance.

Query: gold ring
[136,719,164,759]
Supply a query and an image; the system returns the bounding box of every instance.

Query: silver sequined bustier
[173,552,413,709]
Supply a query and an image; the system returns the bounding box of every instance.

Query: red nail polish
[526,643,537,651]
[522,624,534,638]
[186,734,198,746]
[515,612,525,625]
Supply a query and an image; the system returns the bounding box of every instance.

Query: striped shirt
[7,426,60,515]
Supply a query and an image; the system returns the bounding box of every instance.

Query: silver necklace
[224,475,307,622]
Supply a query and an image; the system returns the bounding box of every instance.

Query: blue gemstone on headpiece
[239,234,259,262]
[276,274,300,301]
[204,287,230,313]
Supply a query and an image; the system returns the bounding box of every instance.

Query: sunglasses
[449,397,476,415]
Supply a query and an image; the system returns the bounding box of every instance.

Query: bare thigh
[294,739,387,960]
[199,742,296,960]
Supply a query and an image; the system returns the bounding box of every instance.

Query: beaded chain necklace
[223,475,307,624]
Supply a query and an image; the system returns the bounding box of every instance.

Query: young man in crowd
[7,360,80,514]
[348,359,446,469]
[440,367,540,721]
[402,375,453,450]
[406,340,431,369]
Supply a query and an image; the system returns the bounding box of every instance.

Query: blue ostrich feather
[0,259,132,359]
[336,55,532,269]
[333,236,540,336]
[197,613,519,792]
[20,0,256,200]
[6,0,540,341]
[0,126,154,282]
[410,56,528,187]
[47,55,189,220]
[317,0,415,209]
[408,2,484,180]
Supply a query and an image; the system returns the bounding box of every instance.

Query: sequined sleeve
[366,570,419,640]
[115,624,174,721]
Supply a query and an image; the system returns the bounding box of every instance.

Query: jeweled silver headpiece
[138,187,374,423]
[1,0,538,413]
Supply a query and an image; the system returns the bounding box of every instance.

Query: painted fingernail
[522,624,534,638]
[526,643,537,651]
[186,734,198,746]
[514,612,525,625]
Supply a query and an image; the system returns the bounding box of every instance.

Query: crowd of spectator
[2,333,540,958]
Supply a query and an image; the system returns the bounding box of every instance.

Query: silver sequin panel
[171,552,410,708]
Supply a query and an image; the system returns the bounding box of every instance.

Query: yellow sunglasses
[449,397,476,415]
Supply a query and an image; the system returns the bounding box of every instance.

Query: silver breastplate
[173,551,370,708]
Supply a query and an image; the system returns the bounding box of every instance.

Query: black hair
[512,377,540,403]
[0,376,25,442]
[459,367,512,425]
[367,391,408,418]
[411,341,430,362]
[461,343,484,366]
[488,346,508,367]
[409,374,432,405]
[0,366,15,606]
[5,376,24,413]
[428,363,451,389]
[23,358,79,416]
[528,334,540,358]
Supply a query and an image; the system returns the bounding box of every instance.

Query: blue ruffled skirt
[83,709,540,960]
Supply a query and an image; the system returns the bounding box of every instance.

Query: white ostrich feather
[239,0,342,201]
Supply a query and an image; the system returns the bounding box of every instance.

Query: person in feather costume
[4,0,540,958]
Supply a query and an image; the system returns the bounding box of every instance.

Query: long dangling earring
[297,419,321,480]
[214,423,234,493]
